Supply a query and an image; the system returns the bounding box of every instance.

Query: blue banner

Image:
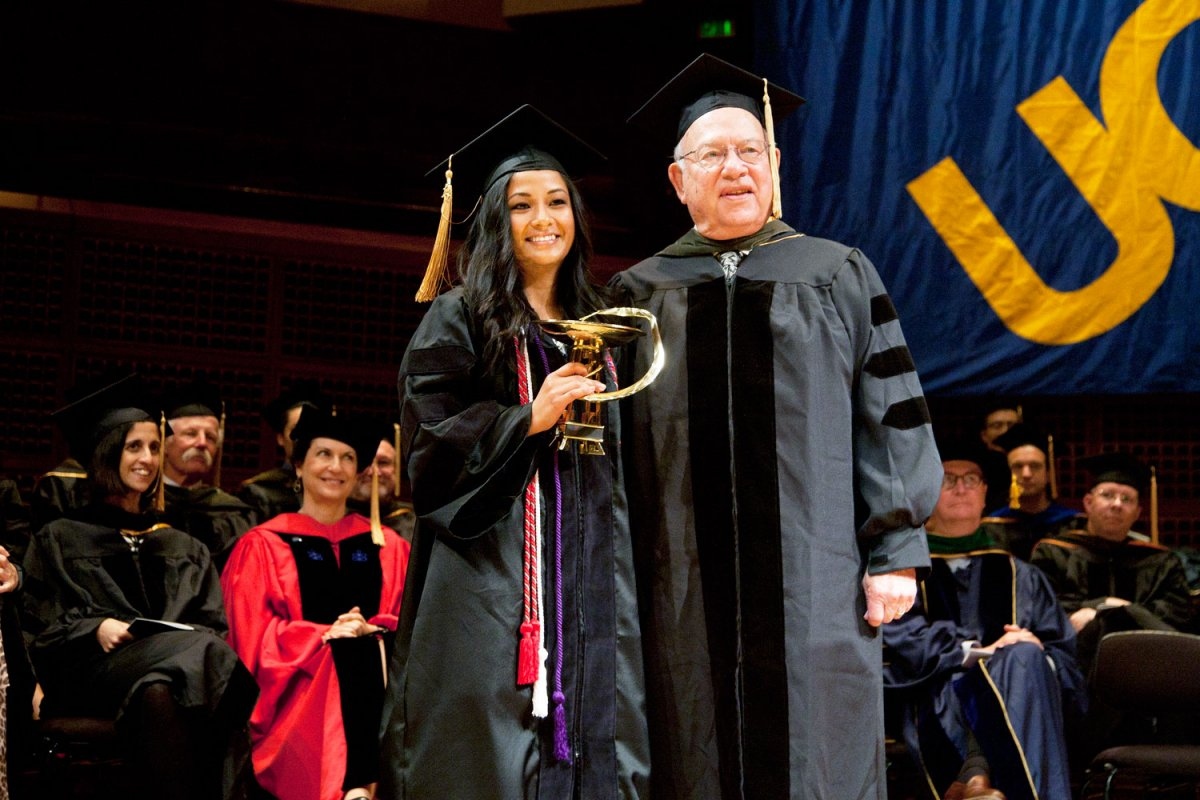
[757,0,1200,394]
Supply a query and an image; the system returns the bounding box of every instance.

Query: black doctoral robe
[611,221,942,799]
[379,289,650,799]
[21,504,258,799]
[237,464,301,526]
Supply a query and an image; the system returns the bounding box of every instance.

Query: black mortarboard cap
[289,407,381,471]
[164,379,223,420]
[425,104,604,203]
[1080,452,1152,493]
[992,422,1052,456]
[262,380,332,433]
[51,373,162,460]
[933,431,990,472]
[415,104,605,302]
[626,53,806,143]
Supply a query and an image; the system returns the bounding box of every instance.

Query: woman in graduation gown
[21,378,258,800]
[378,106,651,799]
[222,409,410,800]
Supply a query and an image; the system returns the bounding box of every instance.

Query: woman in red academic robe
[222,409,410,800]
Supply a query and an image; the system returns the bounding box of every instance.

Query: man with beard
[161,380,253,570]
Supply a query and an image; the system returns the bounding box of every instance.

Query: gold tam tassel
[416,157,454,302]
[1150,465,1159,545]
[156,412,167,512]
[1009,472,1021,509]
[1047,434,1057,500]
[213,401,226,490]
[763,78,782,220]
[393,423,401,497]
[370,468,386,547]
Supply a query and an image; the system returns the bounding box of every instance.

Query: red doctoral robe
[222,512,410,800]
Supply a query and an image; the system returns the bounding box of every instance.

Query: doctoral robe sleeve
[1020,563,1087,717]
[399,292,545,541]
[882,598,977,689]
[20,525,105,662]
[833,250,941,575]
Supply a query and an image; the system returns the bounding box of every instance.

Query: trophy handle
[579,307,665,402]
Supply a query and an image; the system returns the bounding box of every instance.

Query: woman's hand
[96,618,133,653]
[528,362,606,436]
[0,546,18,594]
[323,606,381,641]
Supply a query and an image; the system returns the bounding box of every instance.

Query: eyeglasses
[676,140,769,171]
[942,473,983,490]
[1094,489,1138,505]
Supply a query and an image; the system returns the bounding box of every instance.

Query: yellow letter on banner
[907,0,1200,345]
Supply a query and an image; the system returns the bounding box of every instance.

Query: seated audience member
[345,424,414,542]
[884,438,1083,800]
[1031,452,1193,669]
[238,381,332,525]
[985,423,1077,559]
[975,398,1022,513]
[160,380,254,568]
[21,376,258,800]
[222,408,410,800]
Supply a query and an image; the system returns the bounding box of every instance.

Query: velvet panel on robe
[611,230,942,800]
[222,512,409,800]
[883,552,1084,800]
[20,506,258,800]
[378,289,651,800]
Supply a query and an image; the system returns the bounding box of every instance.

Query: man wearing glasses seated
[884,437,1083,800]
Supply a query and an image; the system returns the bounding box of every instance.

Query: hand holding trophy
[539,307,664,454]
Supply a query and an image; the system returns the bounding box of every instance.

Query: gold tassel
[1009,472,1021,509]
[1047,434,1057,500]
[416,157,454,302]
[763,78,783,220]
[370,468,386,547]
[213,401,226,490]
[393,423,401,497]
[156,412,167,512]
[1150,465,1159,545]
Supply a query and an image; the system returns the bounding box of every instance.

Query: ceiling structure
[0,0,754,259]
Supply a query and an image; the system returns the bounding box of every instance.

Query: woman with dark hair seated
[21,376,258,800]
[222,408,410,800]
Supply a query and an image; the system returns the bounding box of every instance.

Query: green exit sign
[698,19,735,39]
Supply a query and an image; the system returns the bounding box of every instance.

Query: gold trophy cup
[538,307,664,455]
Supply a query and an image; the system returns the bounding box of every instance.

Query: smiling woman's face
[297,436,359,506]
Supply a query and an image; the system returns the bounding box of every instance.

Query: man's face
[931,460,987,531]
[164,414,220,483]
[276,405,305,461]
[980,409,1019,448]
[1007,445,1049,501]
[667,107,775,241]
[353,440,395,503]
[1083,481,1141,541]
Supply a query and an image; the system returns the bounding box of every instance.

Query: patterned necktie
[717,250,748,284]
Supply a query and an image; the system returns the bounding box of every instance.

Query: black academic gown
[21,504,258,799]
[1031,529,1194,669]
[163,483,254,570]
[237,464,300,526]
[884,546,1084,800]
[30,458,89,533]
[379,289,650,800]
[611,222,942,799]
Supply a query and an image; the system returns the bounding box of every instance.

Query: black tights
[129,682,206,800]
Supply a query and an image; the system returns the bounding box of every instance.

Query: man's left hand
[862,568,917,627]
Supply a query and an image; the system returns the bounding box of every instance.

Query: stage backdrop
[757,0,1200,395]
